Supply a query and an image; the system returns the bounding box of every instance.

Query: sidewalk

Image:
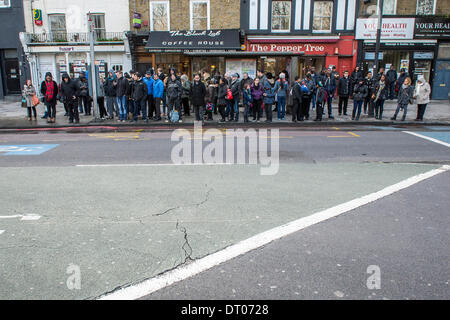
[1,97,449,129]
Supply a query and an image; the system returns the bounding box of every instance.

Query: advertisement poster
[355,18,415,40]
[226,59,256,79]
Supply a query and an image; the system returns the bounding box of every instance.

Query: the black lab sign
[145,29,241,50]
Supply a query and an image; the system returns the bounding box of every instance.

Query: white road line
[76,163,235,167]
[0,230,4,235]
[403,131,450,148]
[0,214,41,221]
[99,165,449,300]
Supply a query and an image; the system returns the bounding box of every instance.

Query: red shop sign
[247,43,335,55]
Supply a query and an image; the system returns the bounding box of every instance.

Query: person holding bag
[22,80,38,121]
[391,77,414,121]
[373,74,387,120]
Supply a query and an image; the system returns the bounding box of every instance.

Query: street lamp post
[88,12,100,121]
[374,0,384,74]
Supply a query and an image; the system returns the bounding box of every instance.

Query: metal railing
[24,32,125,44]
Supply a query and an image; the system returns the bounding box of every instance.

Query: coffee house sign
[145,29,241,50]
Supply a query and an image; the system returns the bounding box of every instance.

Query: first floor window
[151,1,170,31]
[112,65,123,72]
[0,0,10,8]
[382,0,396,14]
[416,0,435,15]
[313,1,333,33]
[190,0,209,30]
[271,0,291,32]
[90,13,106,39]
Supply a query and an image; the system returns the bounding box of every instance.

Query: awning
[145,29,242,50]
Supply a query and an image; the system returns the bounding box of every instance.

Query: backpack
[226,88,233,100]
[301,83,311,95]
[169,109,179,122]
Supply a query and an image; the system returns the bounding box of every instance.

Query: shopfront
[244,36,357,81]
[139,29,243,79]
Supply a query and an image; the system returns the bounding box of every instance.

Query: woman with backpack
[391,77,414,121]
[352,79,368,121]
[251,77,264,122]
[273,73,289,120]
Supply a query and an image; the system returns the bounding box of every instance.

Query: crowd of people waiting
[21,64,432,124]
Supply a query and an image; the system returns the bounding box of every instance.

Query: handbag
[32,94,40,107]
[21,96,28,108]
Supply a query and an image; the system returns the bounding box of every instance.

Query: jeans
[66,98,79,122]
[181,97,190,116]
[193,104,204,121]
[168,98,182,121]
[277,96,286,119]
[154,97,162,119]
[116,96,127,120]
[375,99,385,119]
[292,98,301,121]
[232,98,239,121]
[27,106,37,118]
[134,97,147,120]
[352,100,363,119]
[106,96,116,118]
[46,102,56,118]
[311,92,316,110]
[338,97,349,115]
[388,82,396,100]
[225,100,234,119]
[253,99,262,120]
[218,104,226,121]
[326,95,333,117]
[417,103,428,120]
[244,103,251,121]
[393,103,408,120]
[265,103,273,121]
[79,96,90,114]
[147,94,154,118]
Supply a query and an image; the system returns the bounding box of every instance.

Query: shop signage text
[415,17,450,39]
[356,18,414,40]
[248,43,326,54]
[145,29,241,50]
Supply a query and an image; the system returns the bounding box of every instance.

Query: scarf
[375,81,385,102]
[45,80,54,101]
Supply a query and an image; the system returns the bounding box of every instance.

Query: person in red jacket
[40,72,59,123]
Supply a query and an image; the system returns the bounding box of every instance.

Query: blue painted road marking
[417,132,450,144]
[0,144,58,155]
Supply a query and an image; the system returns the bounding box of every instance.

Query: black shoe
[68,119,73,123]
[74,120,79,124]
[390,117,396,120]
[329,115,334,119]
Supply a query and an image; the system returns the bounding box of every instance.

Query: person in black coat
[114,71,129,122]
[60,72,80,123]
[77,74,91,115]
[131,72,149,122]
[352,79,368,121]
[337,71,351,116]
[363,72,375,116]
[229,73,241,121]
[217,77,228,122]
[386,65,397,100]
[40,72,59,123]
[190,73,207,122]
[291,76,302,122]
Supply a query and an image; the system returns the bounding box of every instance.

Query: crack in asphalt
[176,220,193,263]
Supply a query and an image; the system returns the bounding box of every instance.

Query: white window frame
[190,0,210,30]
[312,1,333,33]
[377,0,397,15]
[271,0,292,33]
[0,0,10,8]
[416,0,436,15]
[150,1,170,31]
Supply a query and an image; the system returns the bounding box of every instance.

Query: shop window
[382,0,396,15]
[112,65,123,72]
[438,44,450,60]
[313,1,333,33]
[0,0,10,8]
[48,14,67,41]
[190,0,210,30]
[271,1,291,32]
[89,13,106,39]
[416,0,435,15]
[150,1,170,31]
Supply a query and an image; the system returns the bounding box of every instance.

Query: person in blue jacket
[263,78,275,123]
[152,74,163,121]
[143,70,154,119]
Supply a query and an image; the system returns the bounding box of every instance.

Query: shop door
[339,57,353,76]
[432,60,450,100]
[5,59,20,93]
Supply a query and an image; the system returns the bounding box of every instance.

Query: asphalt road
[0,125,449,300]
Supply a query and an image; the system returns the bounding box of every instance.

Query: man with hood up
[60,72,80,123]
[40,72,59,123]
[77,73,91,115]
